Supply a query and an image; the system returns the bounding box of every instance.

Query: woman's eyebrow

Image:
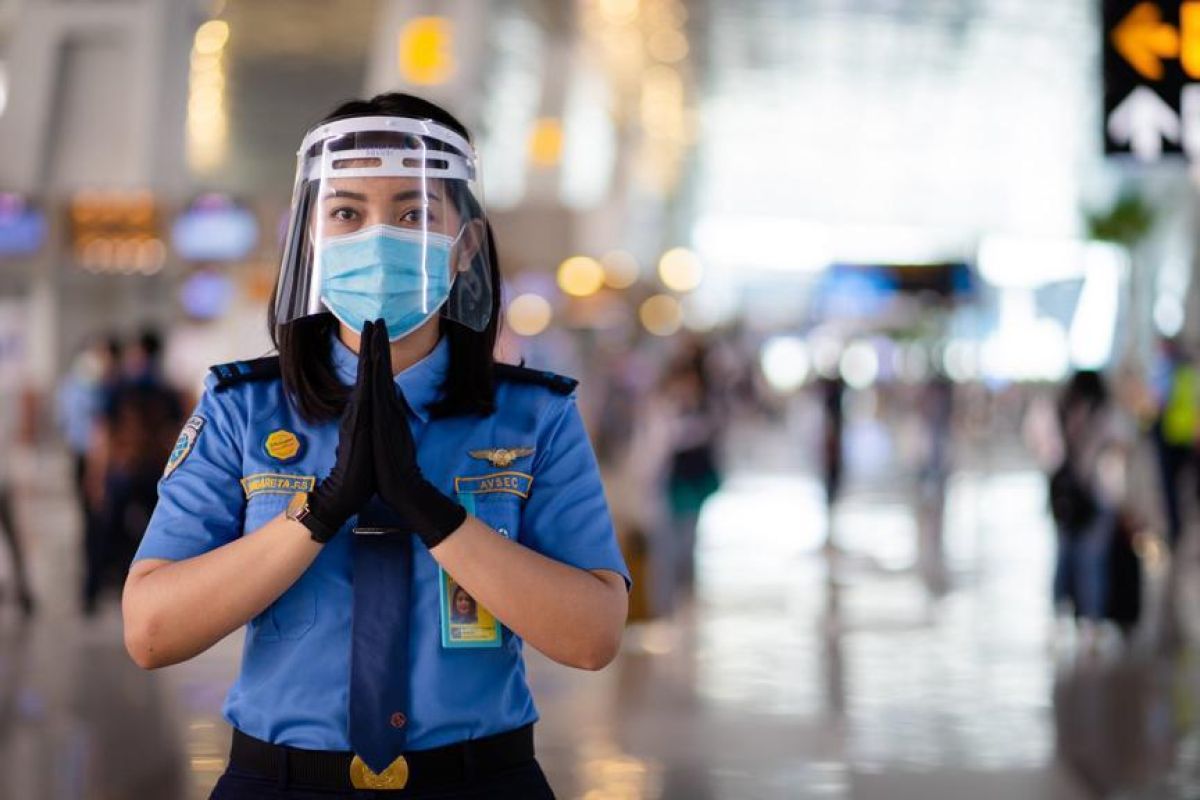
[324,189,367,201]
[392,190,441,203]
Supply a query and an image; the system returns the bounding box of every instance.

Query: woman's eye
[398,206,432,225]
[329,207,358,222]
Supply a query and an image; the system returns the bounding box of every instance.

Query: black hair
[1064,369,1107,405]
[102,335,121,361]
[268,92,501,423]
[138,329,162,361]
[1057,369,1109,427]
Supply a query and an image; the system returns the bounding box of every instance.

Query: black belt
[228,724,535,793]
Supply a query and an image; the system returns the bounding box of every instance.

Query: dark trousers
[208,759,556,799]
[1053,510,1116,620]
[1155,433,1195,548]
[76,454,102,609]
[85,469,157,606]
[0,484,30,602]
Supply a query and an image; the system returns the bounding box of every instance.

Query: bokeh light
[657,246,703,292]
[506,293,553,337]
[839,341,879,389]
[647,28,689,63]
[398,16,455,86]
[760,336,810,393]
[810,335,843,379]
[639,293,683,336]
[557,255,605,297]
[187,18,230,172]
[528,117,564,168]
[193,20,230,55]
[597,0,640,25]
[1155,293,1184,337]
[601,250,640,289]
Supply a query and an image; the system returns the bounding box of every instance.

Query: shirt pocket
[251,581,317,642]
[244,492,290,533]
[461,494,524,651]
[242,493,318,642]
[470,494,523,542]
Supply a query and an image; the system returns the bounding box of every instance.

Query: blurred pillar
[363,1,588,276]
[1184,188,1200,346]
[363,0,493,129]
[0,0,192,396]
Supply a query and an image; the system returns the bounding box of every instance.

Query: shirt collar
[329,332,448,423]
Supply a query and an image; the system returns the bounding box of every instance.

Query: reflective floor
[2,438,1200,799]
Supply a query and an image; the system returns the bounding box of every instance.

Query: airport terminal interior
[3,0,1200,798]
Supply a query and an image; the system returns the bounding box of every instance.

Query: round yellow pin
[264,429,303,462]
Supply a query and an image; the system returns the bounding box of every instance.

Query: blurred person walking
[819,373,846,546]
[85,329,182,615]
[1049,370,1140,640]
[663,337,722,598]
[0,366,33,616]
[916,372,954,592]
[592,345,671,620]
[1149,337,1198,550]
[57,335,121,613]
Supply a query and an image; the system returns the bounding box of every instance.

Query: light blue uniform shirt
[56,374,103,454]
[134,335,629,751]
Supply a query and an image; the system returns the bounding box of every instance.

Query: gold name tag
[453,471,533,498]
[241,472,316,499]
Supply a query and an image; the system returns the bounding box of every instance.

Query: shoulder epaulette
[209,356,281,392]
[494,363,578,396]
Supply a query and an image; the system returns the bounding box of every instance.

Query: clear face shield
[274,115,493,340]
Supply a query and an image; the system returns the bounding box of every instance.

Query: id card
[438,491,506,648]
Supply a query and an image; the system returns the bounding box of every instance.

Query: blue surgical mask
[318,225,455,341]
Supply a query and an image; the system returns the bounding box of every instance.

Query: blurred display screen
[68,190,165,274]
[882,262,975,296]
[172,195,258,262]
[179,269,235,320]
[0,194,47,257]
[813,262,976,318]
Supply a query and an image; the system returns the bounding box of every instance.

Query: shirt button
[498,527,509,538]
[390,712,407,729]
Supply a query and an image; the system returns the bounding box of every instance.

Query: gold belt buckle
[349,754,410,790]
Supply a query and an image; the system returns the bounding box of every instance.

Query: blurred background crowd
[2,0,1200,798]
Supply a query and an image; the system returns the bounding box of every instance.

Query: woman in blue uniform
[121,93,630,799]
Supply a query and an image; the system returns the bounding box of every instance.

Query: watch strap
[288,492,338,543]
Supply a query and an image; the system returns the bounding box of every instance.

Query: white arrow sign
[1181,84,1200,159]
[1108,86,1182,161]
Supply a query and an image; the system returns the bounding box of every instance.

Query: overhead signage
[812,262,975,319]
[67,189,166,274]
[1104,1,1200,161]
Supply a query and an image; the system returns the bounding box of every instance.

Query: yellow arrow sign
[1113,2,1181,80]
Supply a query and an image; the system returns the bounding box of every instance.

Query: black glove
[304,320,380,539]
[368,322,466,549]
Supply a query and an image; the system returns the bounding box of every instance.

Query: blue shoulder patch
[209,356,281,392]
[494,363,578,396]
